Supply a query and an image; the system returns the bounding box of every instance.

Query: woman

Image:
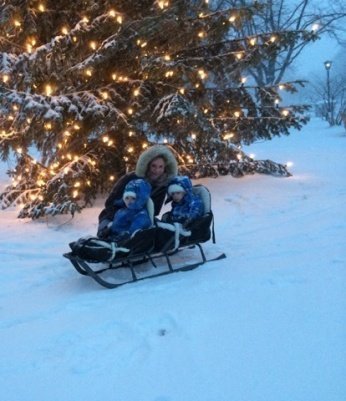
[97,145,178,238]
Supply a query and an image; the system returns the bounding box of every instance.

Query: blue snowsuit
[167,176,204,226]
[111,179,152,238]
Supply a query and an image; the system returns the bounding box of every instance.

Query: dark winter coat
[98,145,178,237]
[167,176,204,226]
[111,179,152,237]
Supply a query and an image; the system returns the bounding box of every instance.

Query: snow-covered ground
[0,118,345,401]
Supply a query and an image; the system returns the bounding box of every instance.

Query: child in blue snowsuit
[166,176,204,228]
[110,178,152,242]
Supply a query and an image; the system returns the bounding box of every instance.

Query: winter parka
[111,179,152,237]
[98,145,178,237]
[166,176,204,226]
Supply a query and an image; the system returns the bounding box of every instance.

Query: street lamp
[324,60,332,123]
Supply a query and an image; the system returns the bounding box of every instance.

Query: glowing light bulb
[282,109,289,116]
[198,69,207,79]
[89,41,97,50]
[45,84,53,96]
[270,35,277,43]
[61,27,69,35]
[229,15,236,22]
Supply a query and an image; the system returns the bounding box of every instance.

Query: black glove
[183,219,193,229]
[111,231,131,245]
[97,225,112,239]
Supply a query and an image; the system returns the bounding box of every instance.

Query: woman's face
[147,157,165,181]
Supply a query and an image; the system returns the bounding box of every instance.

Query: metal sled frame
[64,240,226,289]
[64,184,226,289]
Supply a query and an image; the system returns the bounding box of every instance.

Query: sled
[63,185,226,289]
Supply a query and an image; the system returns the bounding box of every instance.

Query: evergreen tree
[0,0,312,218]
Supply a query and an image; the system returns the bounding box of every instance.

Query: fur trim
[135,145,178,179]
[123,190,136,200]
[168,183,185,195]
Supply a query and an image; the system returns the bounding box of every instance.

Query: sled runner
[63,185,226,289]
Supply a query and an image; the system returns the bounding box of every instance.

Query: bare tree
[222,0,346,85]
[306,46,346,126]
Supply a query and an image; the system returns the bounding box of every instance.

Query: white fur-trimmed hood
[135,145,178,180]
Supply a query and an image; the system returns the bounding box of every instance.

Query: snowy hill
[0,118,345,401]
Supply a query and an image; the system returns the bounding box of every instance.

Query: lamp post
[324,60,332,124]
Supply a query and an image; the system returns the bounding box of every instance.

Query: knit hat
[168,183,185,195]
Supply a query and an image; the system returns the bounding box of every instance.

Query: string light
[2,74,9,83]
[38,3,45,12]
[101,91,109,100]
[282,109,289,116]
[270,35,277,43]
[198,69,207,79]
[89,41,97,50]
[61,27,69,35]
[158,1,169,9]
[223,133,234,140]
[45,84,53,96]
